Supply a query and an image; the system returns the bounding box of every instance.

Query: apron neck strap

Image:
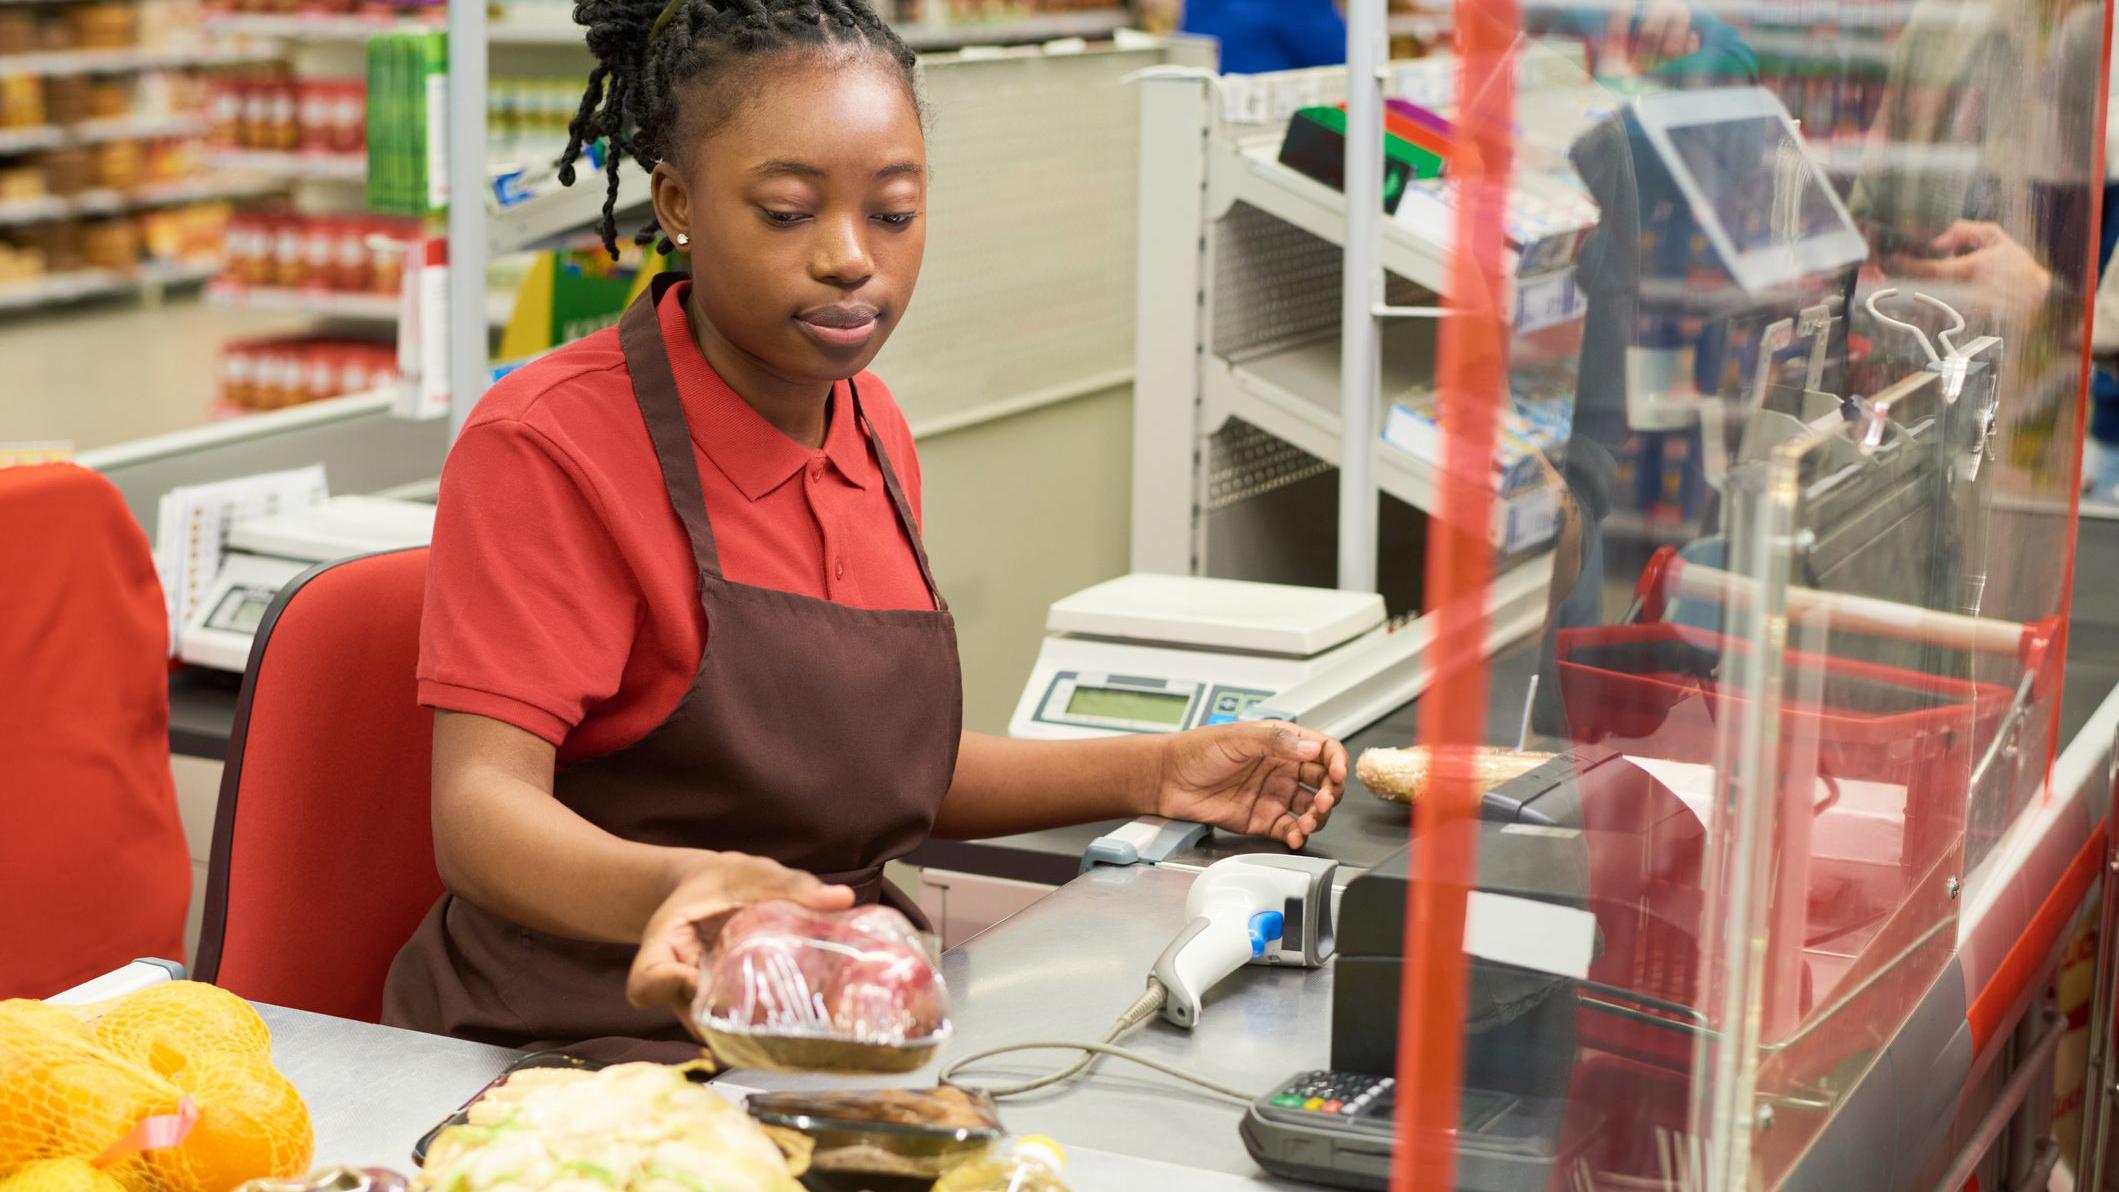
[846,380,949,614]
[620,273,949,613]
[620,273,725,580]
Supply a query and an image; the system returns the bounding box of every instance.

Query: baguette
[1357,745,1555,805]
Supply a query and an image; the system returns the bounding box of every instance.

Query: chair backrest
[194,547,440,1021]
[0,464,191,998]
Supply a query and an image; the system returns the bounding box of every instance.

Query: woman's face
[652,52,927,389]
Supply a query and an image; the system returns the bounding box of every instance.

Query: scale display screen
[1065,685,1192,726]
[206,586,276,634]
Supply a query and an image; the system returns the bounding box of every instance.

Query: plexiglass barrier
[1382,0,2107,1184]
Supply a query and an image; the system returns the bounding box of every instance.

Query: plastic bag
[691,903,951,1074]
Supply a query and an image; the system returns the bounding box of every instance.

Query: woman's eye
[760,209,810,226]
[873,212,919,228]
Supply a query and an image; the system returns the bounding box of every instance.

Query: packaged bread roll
[1357,745,1555,805]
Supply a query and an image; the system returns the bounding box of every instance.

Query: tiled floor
[0,292,313,453]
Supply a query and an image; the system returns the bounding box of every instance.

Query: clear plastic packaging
[744,1087,1002,1178]
[929,1136,1070,1192]
[691,903,952,1074]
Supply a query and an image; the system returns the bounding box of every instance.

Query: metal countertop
[723,863,1319,1186]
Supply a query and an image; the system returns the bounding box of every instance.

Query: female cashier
[381,0,1348,1055]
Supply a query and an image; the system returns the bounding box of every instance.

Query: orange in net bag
[0,983,313,1192]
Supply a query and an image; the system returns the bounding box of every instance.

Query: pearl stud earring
[674,233,690,247]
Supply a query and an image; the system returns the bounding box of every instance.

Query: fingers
[1893,251,1981,283]
[1930,220,2000,255]
[1637,6,1691,60]
[626,950,697,1012]
[1253,720,1326,762]
[725,855,856,910]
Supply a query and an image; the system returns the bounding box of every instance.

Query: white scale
[1010,574,1386,740]
[1010,565,1558,744]
[178,495,437,673]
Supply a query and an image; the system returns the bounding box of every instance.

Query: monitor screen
[1664,116,1845,255]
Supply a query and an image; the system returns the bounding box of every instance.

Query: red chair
[0,464,191,998]
[193,547,440,1022]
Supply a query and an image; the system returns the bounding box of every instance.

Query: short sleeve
[417,419,641,746]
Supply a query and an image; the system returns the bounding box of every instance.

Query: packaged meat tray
[692,903,951,1074]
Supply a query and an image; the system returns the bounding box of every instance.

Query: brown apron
[383,274,963,1059]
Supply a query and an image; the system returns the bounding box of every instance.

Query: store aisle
[0,296,313,453]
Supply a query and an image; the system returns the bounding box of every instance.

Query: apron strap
[620,273,726,581]
[624,272,948,613]
[848,378,950,615]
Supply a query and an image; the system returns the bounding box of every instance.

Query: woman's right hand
[625,852,855,1022]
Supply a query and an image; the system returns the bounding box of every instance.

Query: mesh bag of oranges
[0,982,313,1192]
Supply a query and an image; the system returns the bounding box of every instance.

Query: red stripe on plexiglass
[1391,3,1517,1188]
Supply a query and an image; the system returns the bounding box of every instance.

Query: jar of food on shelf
[39,148,95,197]
[331,217,369,292]
[68,3,137,50]
[0,10,36,56]
[80,216,140,273]
[0,163,45,201]
[92,140,143,191]
[368,222,407,295]
[330,80,364,155]
[272,215,306,287]
[0,76,45,129]
[86,78,131,121]
[44,76,91,126]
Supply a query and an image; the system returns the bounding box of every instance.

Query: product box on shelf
[217,334,397,415]
[364,30,446,216]
[220,209,417,295]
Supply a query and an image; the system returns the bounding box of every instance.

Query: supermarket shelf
[479,6,1131,46]
[897,8,1131,50]
[486,159,645,255]
[0,177,284,229]
[0,114,209,155]
[485,6,587,46]
[0,44,283,77]
[207,279,516,326]
[0,258,215,313]
[207,148,368,183]
[1208,136,1449,293]
[1744,28,1895,65]
[1204,328,1560,553]
[1820,139,1980,177]
[200,11,443,39]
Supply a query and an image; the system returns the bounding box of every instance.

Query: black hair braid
[557,0,922,259]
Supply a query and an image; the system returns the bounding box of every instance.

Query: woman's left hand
[1150,721,1348,850]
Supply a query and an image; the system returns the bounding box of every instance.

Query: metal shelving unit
[894,7,1130,50]
[205,149,368,183]
[199,11,442,39]
[1132,56,1569,583]
[0,258,215,312]
[0,177,283,229]
[0,114,209,155]
[0,43,280,76]
[207,279,515,326]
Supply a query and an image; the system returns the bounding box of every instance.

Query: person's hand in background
[1891,220,2053,324]
[1605,1,1702,70]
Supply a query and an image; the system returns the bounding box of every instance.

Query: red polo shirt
[418,280,932,762]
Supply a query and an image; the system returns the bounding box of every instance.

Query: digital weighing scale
[178,495,437,673]
[1009,565,1556,744]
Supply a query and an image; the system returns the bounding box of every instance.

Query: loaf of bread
[1357,745,1555,805]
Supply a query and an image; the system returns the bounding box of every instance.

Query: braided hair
[558,0,921,258]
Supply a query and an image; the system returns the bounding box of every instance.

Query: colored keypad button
[1323,1101,1343,1113]
[1304,1098,1325,1111]
[1272,1095,1303,1107]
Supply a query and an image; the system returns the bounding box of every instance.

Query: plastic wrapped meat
[692,903,951,1074]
